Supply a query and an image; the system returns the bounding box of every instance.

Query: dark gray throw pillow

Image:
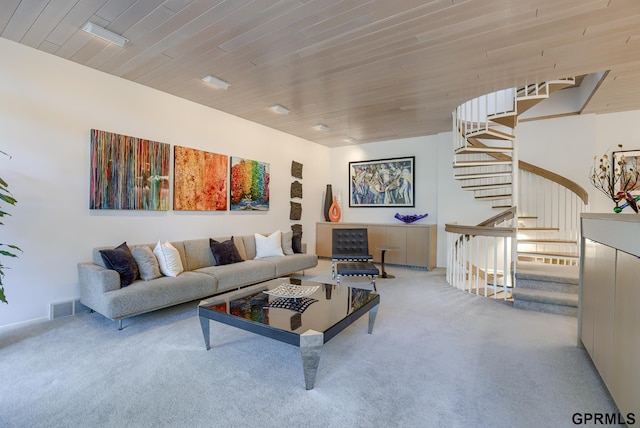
[209,238,244,265]
[100,242,139,286]
[292,232,303,254]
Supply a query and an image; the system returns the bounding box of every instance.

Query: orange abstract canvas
[174,146,228,211]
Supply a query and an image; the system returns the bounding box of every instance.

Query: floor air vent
[50,299,86,320]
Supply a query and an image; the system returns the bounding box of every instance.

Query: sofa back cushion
[183,237,247,270]
[241,235,257,260]
[183,239,216,271]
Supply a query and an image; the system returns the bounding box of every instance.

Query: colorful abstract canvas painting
[174,146,228,211]
[90,129,170,210]
[230,157,270,211]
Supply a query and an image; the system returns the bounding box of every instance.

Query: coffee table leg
[300,330,323,390]
[368,304,379,334]
[199,316,210,350]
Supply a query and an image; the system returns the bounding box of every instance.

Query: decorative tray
[263,283,319,299]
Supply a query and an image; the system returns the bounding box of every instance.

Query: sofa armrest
[78,262,121,294]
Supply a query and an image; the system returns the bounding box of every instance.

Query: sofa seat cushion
[255,254,318,277]
[101,272,218,320]
[195,260,275,292]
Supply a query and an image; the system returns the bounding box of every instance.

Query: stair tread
[462,183,512,190]
[455,172,512,179]
[476,193,512,199]
[515,261,579,284]
[512,288,578,306]
[465,128,515,140]
[455,146,513,154]
[453,160,512,167]
[519,227,560,231]
[518,239,578,244]
[518,250,579,258]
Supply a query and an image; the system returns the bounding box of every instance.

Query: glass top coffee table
[198,277,380,390]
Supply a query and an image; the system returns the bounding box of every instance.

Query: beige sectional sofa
[78,233,317,329]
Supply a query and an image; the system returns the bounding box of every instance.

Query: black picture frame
[349,156,415,207]
[612,149,640,195]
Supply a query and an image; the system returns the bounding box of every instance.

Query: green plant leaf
[0,287,7,304]
[0,193,17,205]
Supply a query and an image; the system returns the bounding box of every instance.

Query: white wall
[594,110,640,212]
[0,38,330,327]
[329,136,440,224]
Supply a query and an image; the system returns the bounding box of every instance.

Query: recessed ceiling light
[346,137,357,143]
[82,22,129,47]
[201,75,231,90]
[314,124,330,132]
[269,104,290,115]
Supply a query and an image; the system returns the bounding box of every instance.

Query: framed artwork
[90,129,170,210]
[174,146,228,211]
[349,156,415,207]
[229,157,270,211]
[612,149,640,194]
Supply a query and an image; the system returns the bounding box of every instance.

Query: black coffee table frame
[198,278,380,390]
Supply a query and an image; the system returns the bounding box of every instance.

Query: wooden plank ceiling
[2,0,640,147]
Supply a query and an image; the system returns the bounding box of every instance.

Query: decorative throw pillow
[209,238,244,266]
[132,245,162,281]
[254,230,284,259]
[100,242,139,287]
[281,230,294,255]
[292,232,303,254]
[153,240,184,277]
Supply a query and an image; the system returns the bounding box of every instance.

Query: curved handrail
[476,207,517,227]
[519,160,588,205]
[465,138,589,205]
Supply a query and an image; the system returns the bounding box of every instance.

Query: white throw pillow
[153,240,184,277]
[254,230,284,259]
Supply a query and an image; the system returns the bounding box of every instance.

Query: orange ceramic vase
[328,196,341,222]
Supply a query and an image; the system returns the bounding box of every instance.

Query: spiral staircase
[446,78,589,316]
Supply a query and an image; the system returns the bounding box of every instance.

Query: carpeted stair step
[512,288,578,317]
[513,261,579,316]
[515,261,579,294]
